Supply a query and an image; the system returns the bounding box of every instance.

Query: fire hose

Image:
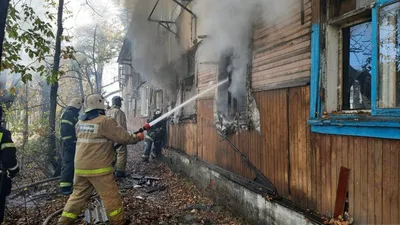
[113,123,150,150]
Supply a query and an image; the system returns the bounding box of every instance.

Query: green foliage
[1,0,75,85]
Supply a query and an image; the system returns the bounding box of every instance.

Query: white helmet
[68,97,83,110]
[85,94,105,113]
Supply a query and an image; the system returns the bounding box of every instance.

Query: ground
[6,143,248,225]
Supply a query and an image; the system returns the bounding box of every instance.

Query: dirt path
[6,143,248,225]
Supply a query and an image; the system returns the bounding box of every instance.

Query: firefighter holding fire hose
[0,105,19,224]
[142,109,167,162]
[58,94,147,225]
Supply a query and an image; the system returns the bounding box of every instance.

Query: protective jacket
[74,111,141,177]
[145,116,167,144]
[60,107,80,144]
[0,127,18,174]
[106,106,128,173]
[0,127,19,223]
[106,106,127,130]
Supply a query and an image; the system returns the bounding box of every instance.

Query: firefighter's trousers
[142,139,162,159]
[60,143,76,194]
[114,145,127,172]
[0,176,11,224]
[58,173,125,225]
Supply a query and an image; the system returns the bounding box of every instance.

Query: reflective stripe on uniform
[1,143,15,150]
[61,211,77,219]
[145,135,154,142]
[0,132,3,142]
[60,182,72,187]
[61,119,74,126]
[75,167,113,175]
[8,163,18,171]
[77,138,108,144]
[108,208,122,217]
[62,136,73,140]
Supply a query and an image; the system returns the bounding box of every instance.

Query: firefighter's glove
[8,167,19,179]
[144,123,151,130]
[137,132,145,141]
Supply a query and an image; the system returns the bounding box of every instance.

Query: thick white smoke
[194,0,300,114]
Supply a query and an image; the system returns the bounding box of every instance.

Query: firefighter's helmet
[68,97,84,110]
[85,94,105,113]
[154,109,162,118]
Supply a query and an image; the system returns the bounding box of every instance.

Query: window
[155,90,163,110]
[309,0,400,140]
[140,86,149,117]
[342,21,372,110]
[378,2,400,108]
[217,49,247,119]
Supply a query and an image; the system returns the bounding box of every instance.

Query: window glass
[379,2,400,108]
[342,21,372,110]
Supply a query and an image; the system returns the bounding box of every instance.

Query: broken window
[342,21,372,110]
[217,49,247,119]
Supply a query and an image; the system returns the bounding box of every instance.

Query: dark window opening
[342,21,372,110]
[218,49,244,119]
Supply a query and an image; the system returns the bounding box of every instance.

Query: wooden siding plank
[382,140,391,225]
[348,136,355,217]
[367,138,375,225]
[353,137,362,223]
[390,141,399,224]
[280,89,288,196]
[253,1,312,38]
[374,139,383,225]
[330,135,337,216]
[360,137,368,225]
[289,88,298,202]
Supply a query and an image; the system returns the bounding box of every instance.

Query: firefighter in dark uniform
[0,105,19,223]
[59,98,83,195]
[142,109,167,162]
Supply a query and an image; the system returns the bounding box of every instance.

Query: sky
[64,0,124,103]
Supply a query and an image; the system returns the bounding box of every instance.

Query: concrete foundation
[164,149,319,225]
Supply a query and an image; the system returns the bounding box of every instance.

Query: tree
[73,18,123,94]
[47,0,64,175]
[0,0,10,65]
[1,1,57,83]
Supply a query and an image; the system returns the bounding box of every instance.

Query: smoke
[126,0,185,99]
[194,0,300,115]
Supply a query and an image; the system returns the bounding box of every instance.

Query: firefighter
[58,94,144,225]
[0,105,19,223]
[59,98,83,195]
[106,96,128,178]
[142,109,167,162]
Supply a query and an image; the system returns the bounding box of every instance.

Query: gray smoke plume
[194,0,299,133]
[126,0,185,100]
[195,0,299,109]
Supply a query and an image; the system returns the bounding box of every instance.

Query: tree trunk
[77,70,85,100]
[21,82,29,171]
[0,0,10,66]
[85,66,94,94]
[47,0,64,176]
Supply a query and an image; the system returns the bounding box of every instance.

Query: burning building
[117,0,400,224]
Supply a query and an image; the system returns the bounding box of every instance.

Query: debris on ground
[6,143,248,224]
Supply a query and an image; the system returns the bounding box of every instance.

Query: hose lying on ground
[42,208,63,225]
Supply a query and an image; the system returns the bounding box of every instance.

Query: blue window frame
[309,0,400,140]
